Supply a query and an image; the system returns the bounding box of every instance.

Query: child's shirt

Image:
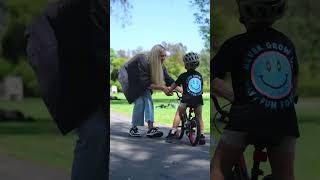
[211,27,299,138]
[175,69,203,106]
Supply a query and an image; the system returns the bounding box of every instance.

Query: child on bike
[211,0,299,179]
[166,52,206,145]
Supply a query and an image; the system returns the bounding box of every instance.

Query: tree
[1,0,48,62]
[110,48,116,73]
[198,49,210,90]
[162,42,187,79]
[110,0,132,27]
[190,0,210,50]
[116,49,128,58]
[131,46,145,57]
[110,57,127,81]
[1,19,26,62]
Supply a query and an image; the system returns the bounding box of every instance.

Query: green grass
[0,98,76,171]
[110,92,211,133]
[210,98,320,180]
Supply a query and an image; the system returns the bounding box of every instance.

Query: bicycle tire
[189,116,201,146]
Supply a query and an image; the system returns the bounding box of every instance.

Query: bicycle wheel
[176,114,185,139]
[188,116,200,146]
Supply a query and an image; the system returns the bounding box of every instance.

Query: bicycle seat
[186,105,198,113]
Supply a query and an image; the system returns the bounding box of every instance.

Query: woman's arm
[169,83,183,94]
[149,84,166,91]
[168,83,178,93]
[211,78,234,103]
[149,84,171,95]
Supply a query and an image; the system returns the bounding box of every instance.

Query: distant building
[0,76,24,101]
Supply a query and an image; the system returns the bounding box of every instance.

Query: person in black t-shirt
[166,52,206,145]
[211,0,299,180]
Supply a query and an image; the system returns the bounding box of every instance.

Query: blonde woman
[119,44,177,137]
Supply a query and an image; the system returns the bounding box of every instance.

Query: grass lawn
[210,98,320,180]
[0,98,76,171]
[110,92,211,133]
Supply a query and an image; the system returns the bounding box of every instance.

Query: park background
[110,0,211,133]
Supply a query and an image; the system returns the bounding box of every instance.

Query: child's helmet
[183,52,200,70]
[236,0,287,24]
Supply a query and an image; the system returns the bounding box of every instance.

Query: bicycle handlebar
[173,90,182,100]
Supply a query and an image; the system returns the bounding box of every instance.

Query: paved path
[110,111,211,180]
[0,152,69,180]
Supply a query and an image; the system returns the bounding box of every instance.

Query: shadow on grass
[0,118,61,135]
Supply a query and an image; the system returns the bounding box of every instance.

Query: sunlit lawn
[110,92,211,133]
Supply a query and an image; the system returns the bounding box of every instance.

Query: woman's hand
[162,86,173,96]
[149,84,172,96]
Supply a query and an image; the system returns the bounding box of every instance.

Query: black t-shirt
[212,28,299,138]
[175,70,204,106]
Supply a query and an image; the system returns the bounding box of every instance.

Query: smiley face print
[251,51,292,99]
[188,77,202,95]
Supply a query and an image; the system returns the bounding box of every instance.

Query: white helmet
[183,52,200,70]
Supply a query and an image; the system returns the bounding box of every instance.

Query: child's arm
[211,78,234,103]
[175,85,183,94]
[168,83,177,93]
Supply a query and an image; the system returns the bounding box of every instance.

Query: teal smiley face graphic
[188,77,202,94]
[251,51,292,99]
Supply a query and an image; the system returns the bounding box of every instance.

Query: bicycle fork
[251,146,268,180]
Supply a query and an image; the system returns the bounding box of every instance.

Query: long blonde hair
[147,44,166,85]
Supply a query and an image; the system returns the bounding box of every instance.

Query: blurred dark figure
[26,0,109,179]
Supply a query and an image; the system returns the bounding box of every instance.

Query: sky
[110,0,206,54]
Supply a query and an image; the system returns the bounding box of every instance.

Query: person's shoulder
[219,33,247,50]
[131,53,147,62]
[270,28,295,46]
[196,71,203,80]
[192,70,202,76]
[224,33,247,45]
[178,71,188,77]
[126,54,147,66]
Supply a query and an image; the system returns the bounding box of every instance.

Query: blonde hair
[147,44,166,85]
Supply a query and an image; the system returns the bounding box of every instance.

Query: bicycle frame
[174,91,200,146]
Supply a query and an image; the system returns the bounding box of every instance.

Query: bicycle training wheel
[188,116,200,146]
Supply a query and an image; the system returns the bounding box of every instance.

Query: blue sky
[110,0,206,53]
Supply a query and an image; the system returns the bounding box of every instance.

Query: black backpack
[26,6,63,131]
[26,0,108,135]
